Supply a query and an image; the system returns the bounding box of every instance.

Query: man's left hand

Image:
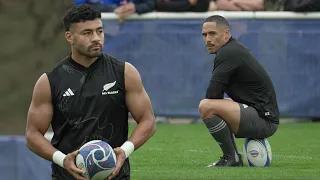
[107,147,126,180]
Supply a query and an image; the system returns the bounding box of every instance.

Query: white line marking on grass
[142,147,212,153]
[142,148,315,160]
[273,154,314,160]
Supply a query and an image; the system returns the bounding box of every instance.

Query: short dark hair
[63,4,101,31]
[204,15,230,29]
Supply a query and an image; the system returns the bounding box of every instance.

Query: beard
[77,44,103,58]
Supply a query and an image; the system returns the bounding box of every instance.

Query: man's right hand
[63,150,89,180]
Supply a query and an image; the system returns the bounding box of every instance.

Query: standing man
[199,15,279,167]
[25,4,156,180]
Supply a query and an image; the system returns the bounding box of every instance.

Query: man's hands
[64,150,89,180]
[62,147,127,180]
[114,1,136,18]
[215,0,264,11]
[107,148,126,180]
[216,0,242,11]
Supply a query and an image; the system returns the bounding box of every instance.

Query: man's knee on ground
[199,99,218,119]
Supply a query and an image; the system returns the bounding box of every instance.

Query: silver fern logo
[102,81,118,95]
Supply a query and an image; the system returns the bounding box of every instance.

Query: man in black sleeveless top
[199,15,279,167]
[25,4,156,180]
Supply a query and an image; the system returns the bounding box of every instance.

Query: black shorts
[113,158,130,180]
[235,103,278,139]
[52,158,130,180]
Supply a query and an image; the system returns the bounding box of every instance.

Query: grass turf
[128,123,320,180]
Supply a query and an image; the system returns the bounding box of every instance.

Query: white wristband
[120,141,135,158]
[52,151,66,168]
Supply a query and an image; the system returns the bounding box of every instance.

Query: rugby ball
[243,138,272,167]
[76,140,116,180]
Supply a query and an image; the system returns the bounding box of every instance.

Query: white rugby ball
[243,138,272,167]
[76,140,117,180]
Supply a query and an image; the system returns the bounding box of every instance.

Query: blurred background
[0,0,319,179]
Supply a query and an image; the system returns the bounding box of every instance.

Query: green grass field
[128,123,320,180]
